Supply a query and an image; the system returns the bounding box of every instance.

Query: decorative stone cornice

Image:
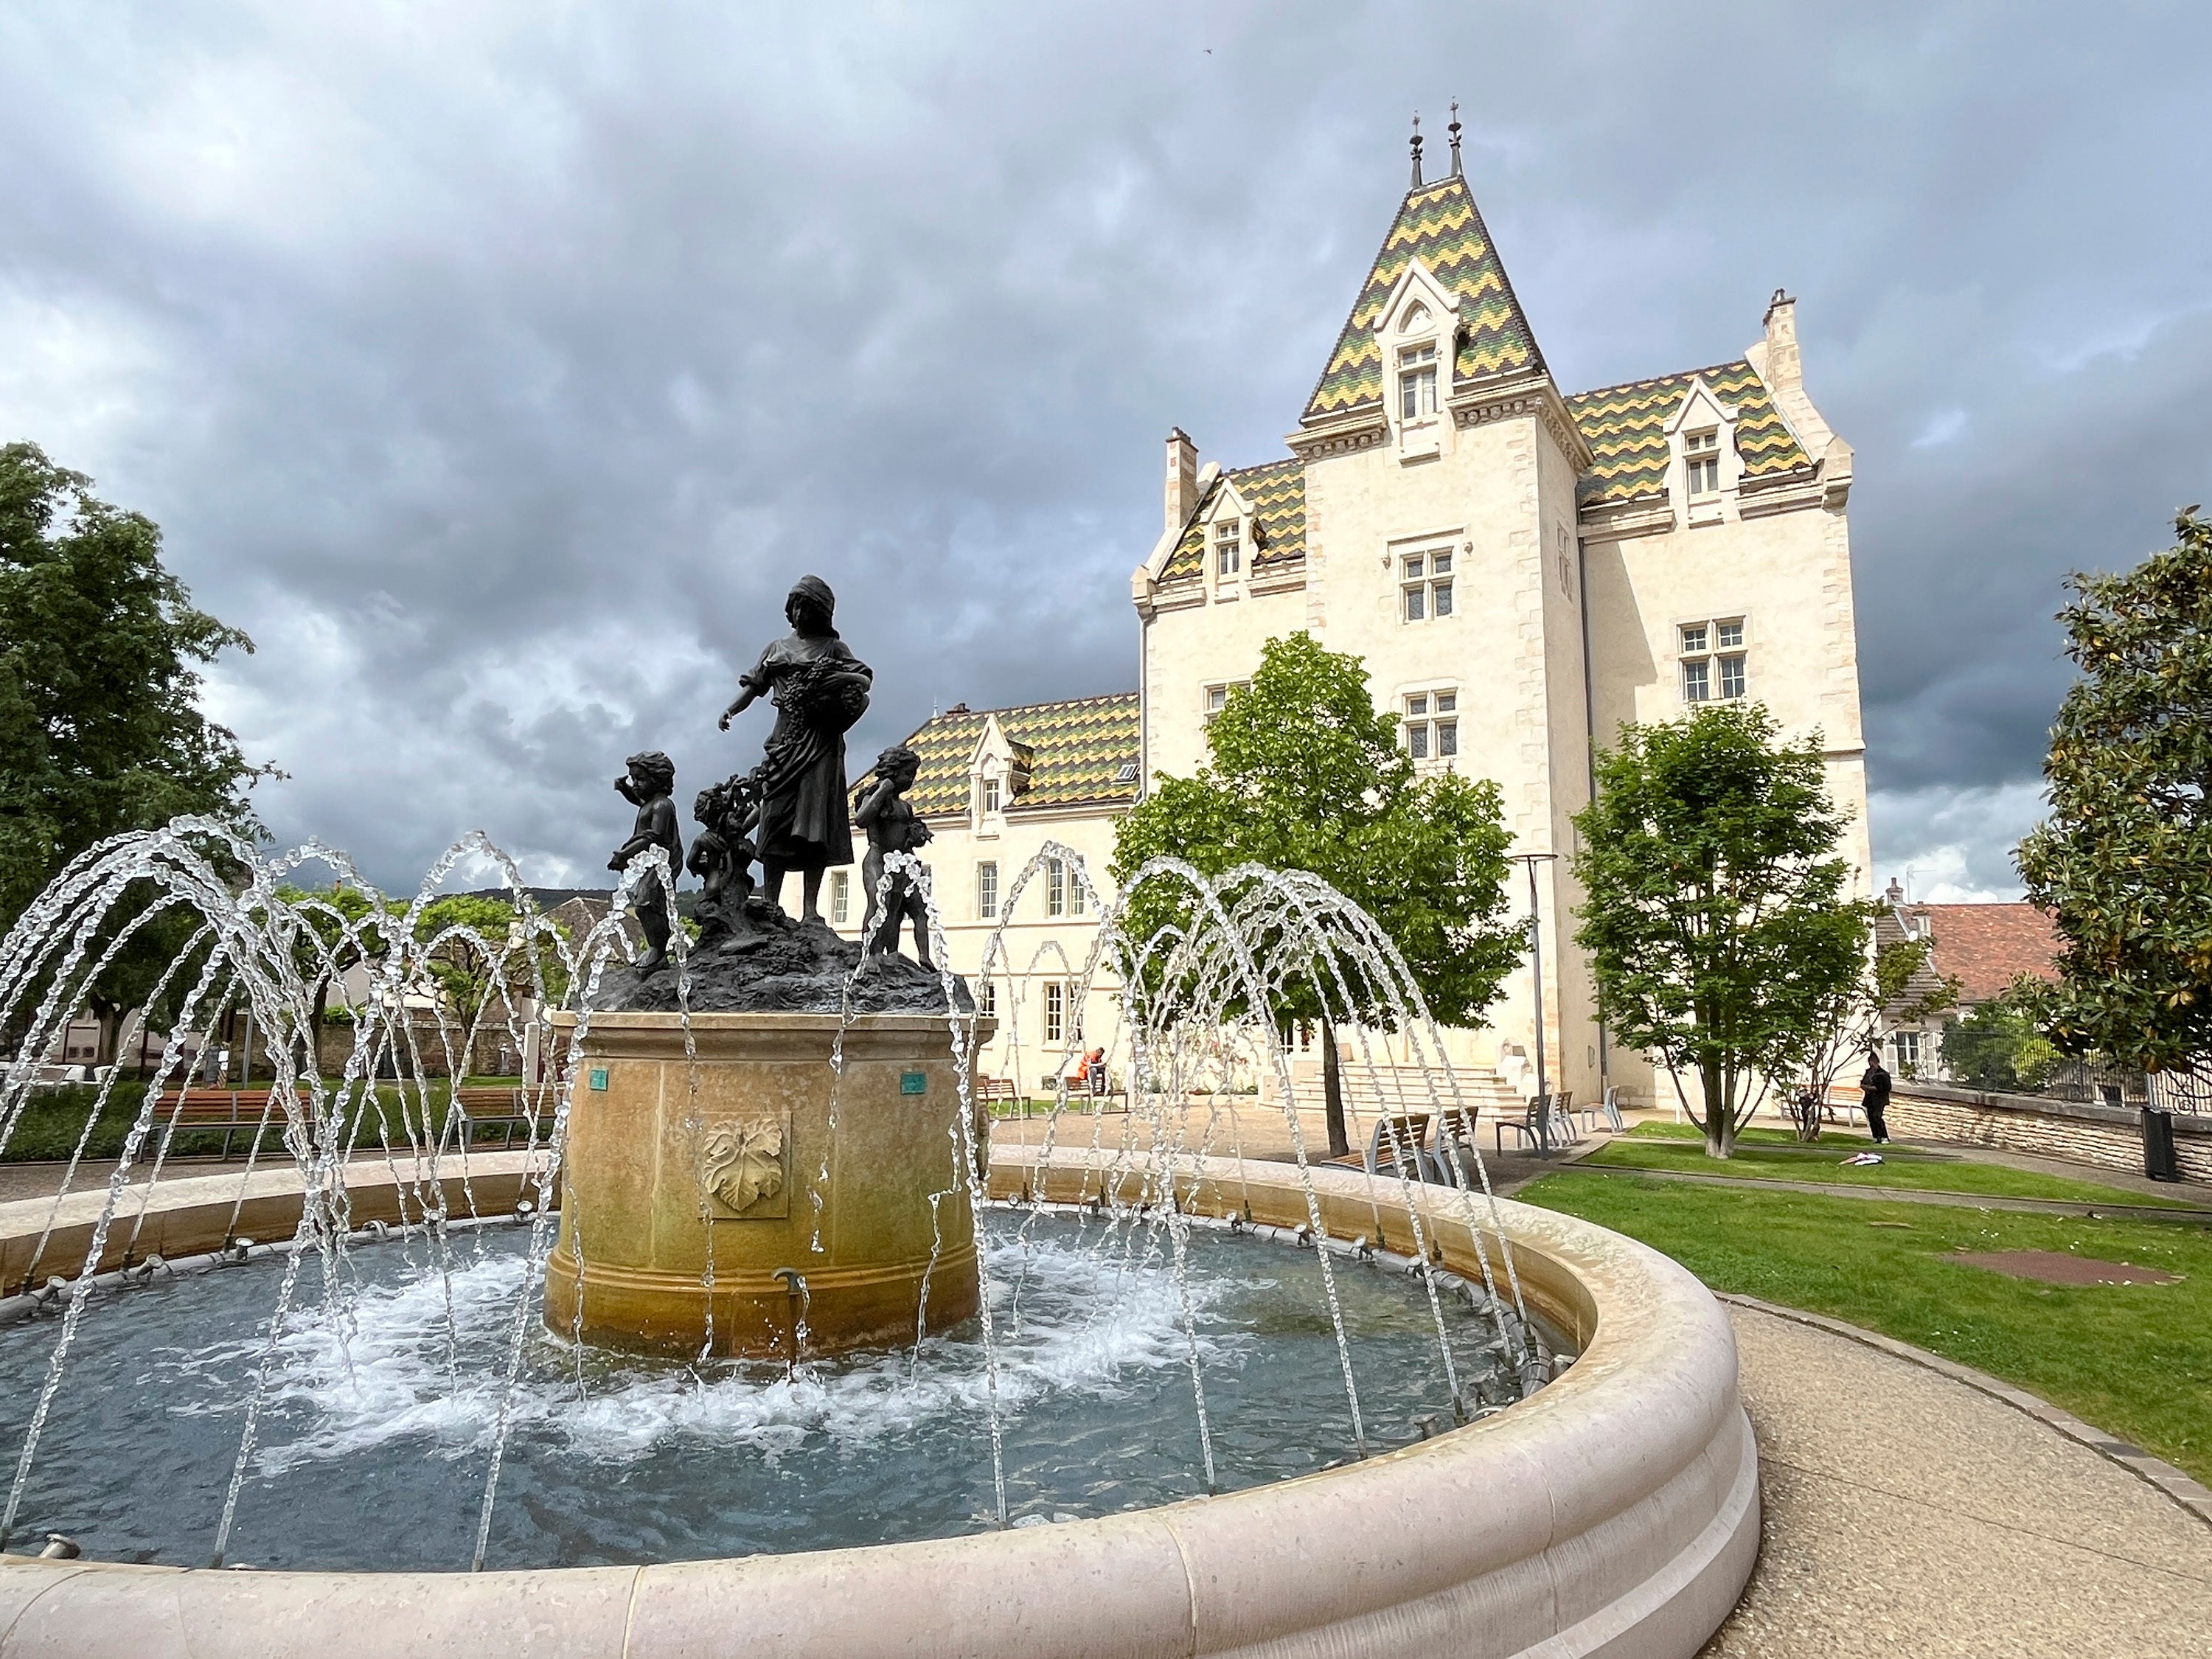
[1575,498,1674,543]
[1449,374,1593,471]
[1577,460,1836,540]
[1286,412,1388,461]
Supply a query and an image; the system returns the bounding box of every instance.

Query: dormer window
[1398,343,1439,420]
[1684,428,1722,495]
[1214,519,1241,578]
[979,776,1001,815]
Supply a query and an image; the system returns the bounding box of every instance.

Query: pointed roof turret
[1299,171,1545,428]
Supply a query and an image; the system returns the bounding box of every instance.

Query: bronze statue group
[609,575,933,975]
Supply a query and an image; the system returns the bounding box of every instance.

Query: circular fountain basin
[0,1147,1756,1658]
[0,1211,1533,1568]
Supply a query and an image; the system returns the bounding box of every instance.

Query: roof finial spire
[1448,100,1463,177]
[1408,111,1424,189]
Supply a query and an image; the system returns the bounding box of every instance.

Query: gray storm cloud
[2,1,2206,900]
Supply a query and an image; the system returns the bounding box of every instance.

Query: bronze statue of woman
[718,575,873,923]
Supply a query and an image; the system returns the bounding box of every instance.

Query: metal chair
[1594,1086,1627,1134]
[1495,1095,1559,1158]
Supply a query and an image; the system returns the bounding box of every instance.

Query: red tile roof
[1911,903,2060,1004]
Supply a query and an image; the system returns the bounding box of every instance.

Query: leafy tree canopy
[1572,701,1871,1158]
[2017,508,2212,1074]
[1110,635,1521,1155]
[1110,632,1520,1032]
[1,442,271,1054]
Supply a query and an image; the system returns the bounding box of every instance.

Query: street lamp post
[1511,851,1559,1154]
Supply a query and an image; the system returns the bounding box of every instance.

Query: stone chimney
[1165,428,1198,535]
[1761,289,1801,393]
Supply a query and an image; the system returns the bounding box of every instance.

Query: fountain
[0,578,1757,1656]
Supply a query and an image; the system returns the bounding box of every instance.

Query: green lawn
[1581,1121,2193,1208]
[1521,1170,2212,1485]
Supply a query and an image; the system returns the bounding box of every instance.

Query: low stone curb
[1717,1293,2212,1528]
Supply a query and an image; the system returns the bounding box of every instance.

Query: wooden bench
[448,1086,536,1150]
[1037,1075,1127,1112]
[156,1085,540,1159]
[152,1091,298,1161]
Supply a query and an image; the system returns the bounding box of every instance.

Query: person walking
[1859,1051,1893,1144]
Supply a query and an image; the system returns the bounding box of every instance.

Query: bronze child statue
[609,750,682,975]
[854,744,933,967]
[718,574,873,925]
[687,770,762,946]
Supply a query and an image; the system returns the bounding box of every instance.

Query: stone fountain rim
[0,1147,1756,1659]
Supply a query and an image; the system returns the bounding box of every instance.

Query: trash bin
[2142,1107,2180,1183]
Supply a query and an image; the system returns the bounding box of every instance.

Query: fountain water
[0,820,1757,1658]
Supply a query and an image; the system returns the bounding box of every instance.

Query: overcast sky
[4,2,2207,902]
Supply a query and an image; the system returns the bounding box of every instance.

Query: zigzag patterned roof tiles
[1565,359,1811,507]
[900,692,1141,819]
[1159,458,1306,584]
[1301,175,1543,425]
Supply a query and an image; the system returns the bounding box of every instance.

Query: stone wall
[1890,1082,2212,1187]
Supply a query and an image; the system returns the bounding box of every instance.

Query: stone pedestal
[543,1011,989,1360]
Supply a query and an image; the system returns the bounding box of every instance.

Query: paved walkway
[1706,1303,2212,1656]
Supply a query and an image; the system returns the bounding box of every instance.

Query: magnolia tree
[2017,509,2212,1079]
[1573,703,1871,1158]
[1112,633,1521,1158]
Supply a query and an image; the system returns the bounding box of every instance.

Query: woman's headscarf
[786,574,837,633]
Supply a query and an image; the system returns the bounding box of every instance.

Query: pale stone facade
[851,161,1868,1109]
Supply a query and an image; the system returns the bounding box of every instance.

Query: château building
[838,129,1870,1110]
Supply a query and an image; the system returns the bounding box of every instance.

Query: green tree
[413,894,571,1052]
[1572,703,1871,1158]
[0,442,270,1061]
[269,883,394,1027]
[1110,633,1520,1157]
[1793,933,1959,1140]
[1941,990,2062,1094]
[2016,509,2212,1074]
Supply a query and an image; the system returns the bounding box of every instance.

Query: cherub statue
[688,770,763,946]
[609,750,681,975]
[717,575,872,925]
[854,744,933,967]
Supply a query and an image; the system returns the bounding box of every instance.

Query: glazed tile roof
[1158,458,1306,584]
[902,692,1141,819]
[1301,175,1543,425]
[1565,359,1811,507]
